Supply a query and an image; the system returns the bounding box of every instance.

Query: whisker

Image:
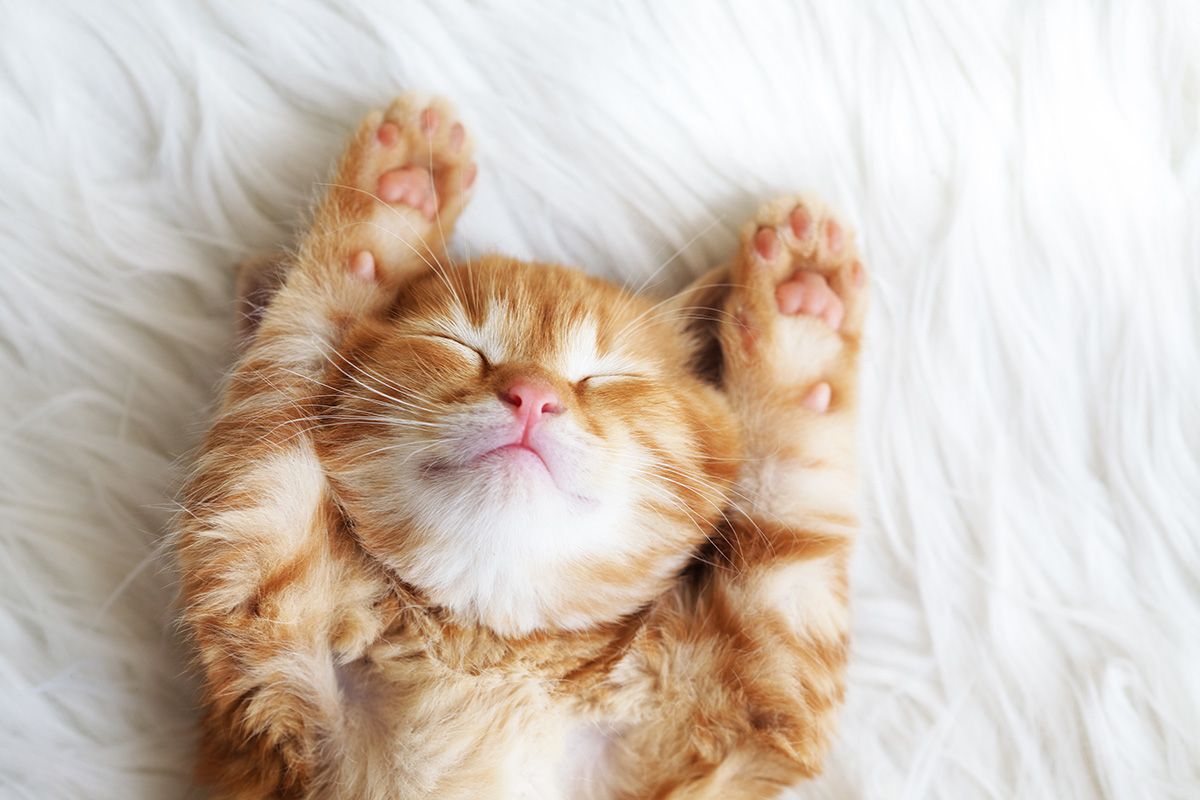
[633,212,727,297]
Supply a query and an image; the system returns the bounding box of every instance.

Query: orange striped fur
[173,94,866,799]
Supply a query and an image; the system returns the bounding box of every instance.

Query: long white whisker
[633,212,727,297]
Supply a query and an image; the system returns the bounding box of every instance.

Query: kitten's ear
[667,264,731,385]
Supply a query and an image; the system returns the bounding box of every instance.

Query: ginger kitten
[173,93,866,799]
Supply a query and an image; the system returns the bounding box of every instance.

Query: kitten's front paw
[367,95,476,222]
[723,197,867,412]
[324,94,477,282]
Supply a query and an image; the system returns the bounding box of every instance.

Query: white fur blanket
[2,2,1197,797]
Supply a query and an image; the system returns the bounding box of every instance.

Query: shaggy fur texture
[173,95,865,797]
[2,2,1198,799]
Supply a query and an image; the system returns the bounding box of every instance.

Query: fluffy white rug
[2,2,1197,797]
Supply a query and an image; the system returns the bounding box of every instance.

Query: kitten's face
[318,256,738,635]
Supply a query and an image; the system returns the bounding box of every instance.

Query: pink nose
[501,380,562,429]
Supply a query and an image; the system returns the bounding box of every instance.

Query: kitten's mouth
[421,444,547,477]
[422,438,596,505]
[483,442,551,472]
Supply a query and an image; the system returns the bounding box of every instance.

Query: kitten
[173,93,866,799]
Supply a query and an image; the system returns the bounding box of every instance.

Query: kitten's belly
[337,658,620,799]
[495,713,623,799]
[496,714,621,800]
[452,710,623,799]
[555,720,623,800]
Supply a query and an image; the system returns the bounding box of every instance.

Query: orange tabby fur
[173,93,866,799]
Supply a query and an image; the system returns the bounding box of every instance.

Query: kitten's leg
[618,197,866,797]
[297,94,476,288]
[717,195,866,783]
[233,95,477,344]
[234,249,288,346]
[174,95,475,797]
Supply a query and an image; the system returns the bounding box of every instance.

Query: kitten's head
[318,256,738,636]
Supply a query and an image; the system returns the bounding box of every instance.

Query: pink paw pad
[349,250,376,282]
[802,382,832,412]
[377,122,401,147]
[824,219,843,253]
[450,123,465,151]
[789,206,813,241]
[775,280,807,314]
[775,272,844,330]
[754,227,780,260]
[377,167,437,218]
[419,107,441,135]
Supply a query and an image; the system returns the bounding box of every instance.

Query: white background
[1,1,1197,797]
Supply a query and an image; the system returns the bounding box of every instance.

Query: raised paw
[367,96,476,223]
[723,196,867,412]
[314,94,478,284]
[745,199,865,334]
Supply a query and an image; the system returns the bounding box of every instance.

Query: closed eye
[579,373,645,387]
[410,334,488,366]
